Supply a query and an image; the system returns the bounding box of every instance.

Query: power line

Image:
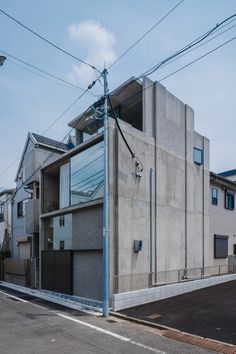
[0,49,98,95]
[109,0,185,69]
[155,21,236,72]
[158,34,236,82]
[0,81,97,178]
[138,13,236,78]
[108,34,236,121]
[0,8,98,72]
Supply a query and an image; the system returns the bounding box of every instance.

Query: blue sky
[0,0,236,189]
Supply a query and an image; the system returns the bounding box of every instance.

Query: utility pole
[102,68,109,317]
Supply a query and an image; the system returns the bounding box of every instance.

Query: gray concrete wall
[109,79,211,293]
[73,250,102,300]
[72,205,102,250]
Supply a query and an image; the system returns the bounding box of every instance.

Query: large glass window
[71,141,104,205]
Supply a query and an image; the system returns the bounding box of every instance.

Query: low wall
[112,273,236,311]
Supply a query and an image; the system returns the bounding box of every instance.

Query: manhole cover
[106,319,117,324]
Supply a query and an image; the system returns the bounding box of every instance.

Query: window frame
[17,199,28,218]
[225,190,234,210]
[193,147,203,166]
[211,187,218,206]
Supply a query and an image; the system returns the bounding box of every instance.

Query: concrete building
[0,189,14,252]
[40,77,211,301]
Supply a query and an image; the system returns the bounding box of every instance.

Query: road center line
[57,312,167,354]
[0,290,28,303]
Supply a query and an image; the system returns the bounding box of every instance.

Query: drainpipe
[184,105,188,271]
[102,68,109,317]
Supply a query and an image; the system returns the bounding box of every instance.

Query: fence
[113,264,236,294]
[3,258,32,287]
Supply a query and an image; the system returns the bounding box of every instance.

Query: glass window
[46,214,72,250]
[212,188,218,205]
[17,199,28,218]
[225,190,234,210]
[193,148,203,165]
[214,235,228,258]
[80,119,104,143]
[71,141,104,206]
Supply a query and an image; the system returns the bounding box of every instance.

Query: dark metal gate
[41,250,73,295]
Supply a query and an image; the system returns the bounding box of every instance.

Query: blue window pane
[212,188,218,205]
[71,141,104,205]
[225,191,234,210]
[193,148,203,165]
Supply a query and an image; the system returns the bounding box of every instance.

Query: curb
[110,312,236,354]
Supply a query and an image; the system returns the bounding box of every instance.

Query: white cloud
[68,20,117,87]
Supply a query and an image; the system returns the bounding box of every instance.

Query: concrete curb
[110,312,236,354]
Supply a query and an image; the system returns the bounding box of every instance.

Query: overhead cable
[109,0,185,69]
[138,13,236,78]
[0,8,98,72]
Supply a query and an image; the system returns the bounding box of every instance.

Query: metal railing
[113,264,236,294]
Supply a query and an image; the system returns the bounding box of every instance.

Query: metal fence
[113,264,236,294]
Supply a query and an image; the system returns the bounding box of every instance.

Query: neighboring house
[210,172,236,267]
[0,189,14,252]
[10,132,74,287]
[40,77,211,301]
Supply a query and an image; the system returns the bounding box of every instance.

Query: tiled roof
[32,133,69,151]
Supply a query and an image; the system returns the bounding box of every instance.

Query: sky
[0,0,236,189]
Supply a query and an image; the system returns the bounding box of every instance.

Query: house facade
[40,77,212,301]
[0,189,14,252]
[210,172,236,268]
[8,132,73,287]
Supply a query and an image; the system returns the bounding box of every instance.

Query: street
[0,286,213,354]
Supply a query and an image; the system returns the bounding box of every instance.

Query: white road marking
[0,288,166,353]
[0,290,28,303]
[57,313,167,354]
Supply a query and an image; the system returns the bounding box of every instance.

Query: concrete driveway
[120,280,236,345]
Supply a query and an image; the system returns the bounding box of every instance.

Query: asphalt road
[0,286,214,354]
[120,280,236,345]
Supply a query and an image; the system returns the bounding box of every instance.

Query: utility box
[228,255,236,272]
[134,240,143,253]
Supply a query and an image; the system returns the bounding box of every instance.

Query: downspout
[202,137,205,272]
[184,105,188,270]
[153,83,157,282]
[149,168,153,281]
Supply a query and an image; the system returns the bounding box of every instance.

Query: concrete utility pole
[102,68,109,317]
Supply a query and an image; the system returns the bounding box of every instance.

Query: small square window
[225,190,234,210]
[193,148,203,165]
[212,188,218,205]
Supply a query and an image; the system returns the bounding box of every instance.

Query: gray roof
[32,133,69,151]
